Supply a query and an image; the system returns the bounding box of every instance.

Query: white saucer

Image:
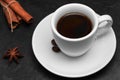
[32,13,116,78]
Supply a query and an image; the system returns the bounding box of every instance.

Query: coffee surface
[57,13,92,38]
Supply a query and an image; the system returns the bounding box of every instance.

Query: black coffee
[57,13,92,38]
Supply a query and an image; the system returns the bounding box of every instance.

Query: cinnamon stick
[16,15,22,23]
[4,0,33,23]
[0,0,19,31]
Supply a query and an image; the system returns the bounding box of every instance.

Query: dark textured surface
[0,0,119,80]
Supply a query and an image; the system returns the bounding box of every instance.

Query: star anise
[3,47,24,64]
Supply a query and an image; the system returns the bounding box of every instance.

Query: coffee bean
[52,46,60,52]
[51,39,57,46]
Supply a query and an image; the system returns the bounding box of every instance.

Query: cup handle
[96,14,113,37]
[98,14,113,29]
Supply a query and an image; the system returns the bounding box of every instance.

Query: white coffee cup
[51,3,113,57]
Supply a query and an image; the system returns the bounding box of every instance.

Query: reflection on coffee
[57,13,92,38]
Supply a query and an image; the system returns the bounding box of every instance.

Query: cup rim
[51,3,98,41]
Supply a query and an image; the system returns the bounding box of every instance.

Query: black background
[0,0,119,80]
